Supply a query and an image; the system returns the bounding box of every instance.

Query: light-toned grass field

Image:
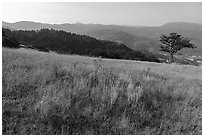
[4,48,201,80]
[2,48,202,135]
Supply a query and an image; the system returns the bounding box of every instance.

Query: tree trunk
[169,53,174,63]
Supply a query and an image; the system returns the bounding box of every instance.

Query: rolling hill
[85,29,160,51]
[2,21,201,57]
[2,28,131,54]
[2,47,202,134]
[2,27,160,63]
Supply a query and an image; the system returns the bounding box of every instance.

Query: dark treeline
[2,28,159,62]
[2,28,20,48]
[89,49,159,62]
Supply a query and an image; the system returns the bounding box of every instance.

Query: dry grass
[2,48,202,135]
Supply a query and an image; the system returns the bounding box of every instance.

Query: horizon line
[2,20,202,27]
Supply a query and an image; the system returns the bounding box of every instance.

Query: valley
[3,21,202,66]
[2,2,202,135]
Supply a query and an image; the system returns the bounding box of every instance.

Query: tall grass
[2,48,202,134]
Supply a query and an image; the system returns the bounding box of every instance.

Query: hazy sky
[2,2,202,26]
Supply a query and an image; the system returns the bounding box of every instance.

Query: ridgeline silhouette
[2,28,159,62]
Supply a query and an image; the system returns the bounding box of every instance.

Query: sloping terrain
[2,28,20,48]
[2,21,202,56]
[2,48,202,135]
[3,26,201,66]
[2,28,131,54]
[2,28,160,63]
[85,29,159,51]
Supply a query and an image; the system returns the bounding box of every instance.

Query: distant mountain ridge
[3,21,201,39]
[2,21,202,56]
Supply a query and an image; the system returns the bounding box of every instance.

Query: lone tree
[160,32,196,63]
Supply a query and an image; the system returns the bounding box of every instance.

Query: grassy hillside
[2,48,202,135]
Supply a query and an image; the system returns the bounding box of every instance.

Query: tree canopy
[2,28,160,63]
[160,32,196,63]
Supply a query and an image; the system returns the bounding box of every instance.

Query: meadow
[2,48,202,135]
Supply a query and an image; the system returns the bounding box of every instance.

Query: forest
[2,28,159,63]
